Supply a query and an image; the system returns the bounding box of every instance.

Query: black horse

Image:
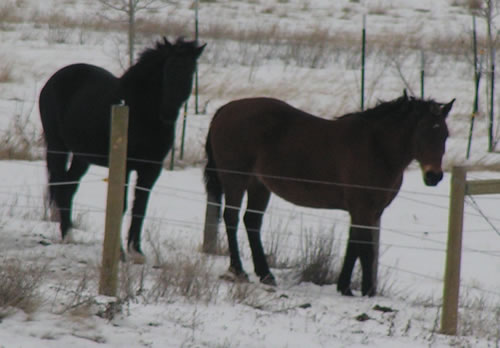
[203,92,454,296]
[39,37,205,263]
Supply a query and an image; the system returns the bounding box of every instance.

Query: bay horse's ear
[441,98,456,117]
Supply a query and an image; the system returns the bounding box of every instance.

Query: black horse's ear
[441,98,455,117]
[402,89,408,100]
[194,43,207,58]
[163,36,172,48]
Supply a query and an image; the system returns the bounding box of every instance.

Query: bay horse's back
[206,97,315,173]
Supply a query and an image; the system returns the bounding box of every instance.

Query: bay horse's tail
[202,116,223,254]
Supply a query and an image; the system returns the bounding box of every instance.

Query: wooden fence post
[99,104,129,297]
[441,166,466,335]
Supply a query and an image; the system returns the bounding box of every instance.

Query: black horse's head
[159,37,206,124]
[408,92,455,186]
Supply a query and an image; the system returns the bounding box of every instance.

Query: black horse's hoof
[260,273,277,286]
[119,247,127,262]
[127,245,146,264]
[220,267,249,283]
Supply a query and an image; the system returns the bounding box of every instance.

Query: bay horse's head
[159,37,206,123]
[409,92,455,186]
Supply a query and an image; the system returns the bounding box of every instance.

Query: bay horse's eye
[432,123,440,129]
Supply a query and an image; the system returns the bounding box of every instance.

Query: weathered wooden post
[441,166,466,335]
[99,104,129,297]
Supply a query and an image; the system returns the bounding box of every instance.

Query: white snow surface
[1,0,500,347]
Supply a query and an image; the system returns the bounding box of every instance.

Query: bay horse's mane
[338,94,437,121]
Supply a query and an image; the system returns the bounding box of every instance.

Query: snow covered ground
[1,0,500,347]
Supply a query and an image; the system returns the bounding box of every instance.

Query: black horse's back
[40,63,119,119]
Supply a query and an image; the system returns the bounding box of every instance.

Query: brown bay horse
[203,91,454,296]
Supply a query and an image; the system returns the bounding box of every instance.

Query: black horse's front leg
[127,168,161,264]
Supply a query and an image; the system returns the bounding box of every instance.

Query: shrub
[0,259,47,317]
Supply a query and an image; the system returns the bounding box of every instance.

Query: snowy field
[1,0,500,347]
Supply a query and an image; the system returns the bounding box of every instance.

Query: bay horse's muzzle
[424,170,443,186]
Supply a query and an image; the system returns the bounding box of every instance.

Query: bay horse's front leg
[337,216,380,296]
[127,167,161,264]
[337,226,358,296]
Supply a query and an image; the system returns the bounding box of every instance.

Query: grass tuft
[0,259,47,317]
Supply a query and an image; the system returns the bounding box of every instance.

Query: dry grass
[0,2,21,29]
[297,227,342,286]
[149,254,221,303]
[0,59,14,83]
[264,218,298,269]
[0,259,47,317]
[0,101,44,160]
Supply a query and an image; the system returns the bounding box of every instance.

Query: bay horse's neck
[371,114,418,174]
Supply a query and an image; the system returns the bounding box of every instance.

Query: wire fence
[0,150,500,303]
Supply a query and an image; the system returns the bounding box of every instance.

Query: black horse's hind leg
[118,171,131,262]
[244,180,275,285]
[223,186,248,281]
[64,156,90,231]
[46,147,71,240]
[126,167,161,264]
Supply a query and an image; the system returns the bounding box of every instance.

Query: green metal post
[180,103,188,160]
[467,15,480,159]
[361,15,366,111]
[420,50,425,99]
[170,121,176,171]
[195,0,199,114]
[489,47,495,152]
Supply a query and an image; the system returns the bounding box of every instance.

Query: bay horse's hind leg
[222,183,248,281]
[244,179,275,285]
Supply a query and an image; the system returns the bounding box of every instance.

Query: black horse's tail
[202,123,224,254]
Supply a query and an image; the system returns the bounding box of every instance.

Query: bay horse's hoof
[338,286,354,297]
[220,267,249,283]
[260,273,277,286]
[362,287,376,297]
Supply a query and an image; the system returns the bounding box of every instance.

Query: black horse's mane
[121,37,198,82]
[338,95,437,121]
